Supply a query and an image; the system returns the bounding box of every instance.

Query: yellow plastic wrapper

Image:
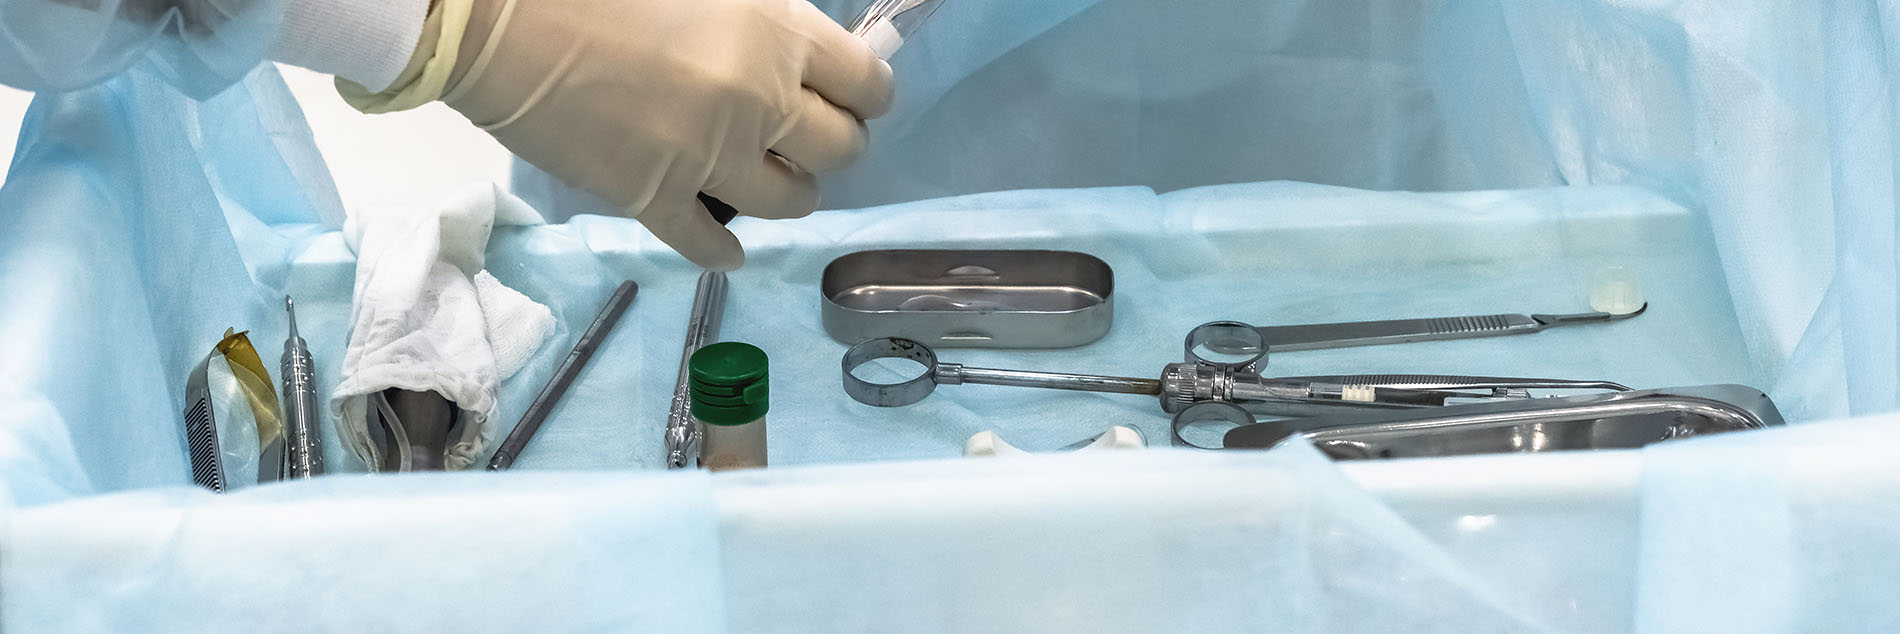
[217,329,284,452]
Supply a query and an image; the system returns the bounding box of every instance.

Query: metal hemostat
[841,337,1624,416]
[1187,384,1783,457]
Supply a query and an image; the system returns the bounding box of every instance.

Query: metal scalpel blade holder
[281,297,324,478]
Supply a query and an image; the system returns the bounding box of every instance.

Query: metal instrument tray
[1222,384,1782,458]
[822,249,1114,348]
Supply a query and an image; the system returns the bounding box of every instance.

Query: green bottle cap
[689,342,769,426]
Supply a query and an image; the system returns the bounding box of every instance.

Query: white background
[0,65,514,213]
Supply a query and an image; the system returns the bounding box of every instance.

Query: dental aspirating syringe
[841,337,1627,417]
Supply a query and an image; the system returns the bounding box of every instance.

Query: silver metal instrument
[1185,303,1649,368]
[822,250,1113,349]
[374,389,458,471]
[841,337,1614,416]
[1208,384,1782,457]
[488,281,639,471]
[843,337,1161,406]
[667,271,727,470]
[1260,307,1648,351]
[1273,374,1630,392]
[850,0,949,45]
[183,352,229,492]
[281,296,324,478]
[1183,305,1646,369]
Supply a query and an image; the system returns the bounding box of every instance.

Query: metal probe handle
[488,281,639,471]
[281,296,325,478]
[667,271,727,469]
[1255,314,1543,351]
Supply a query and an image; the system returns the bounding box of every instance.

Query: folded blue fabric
[716,444,1551,633]
[1634,416,1900,633]
[4,471,725,633]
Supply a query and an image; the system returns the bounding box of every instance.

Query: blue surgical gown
[0,0,285,96]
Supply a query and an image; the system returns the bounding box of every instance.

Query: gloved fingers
[790,0,895,119]
[770,88,870,173]
[638,194,746,271]
[706,154,821,219]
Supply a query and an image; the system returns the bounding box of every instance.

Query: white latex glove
[436,0,894,270]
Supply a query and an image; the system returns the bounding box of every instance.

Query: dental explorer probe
[667,271,728,469]
[281,296,325,478]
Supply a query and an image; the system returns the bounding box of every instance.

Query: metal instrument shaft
[667,271,727,469]
[488,281,639,471]
[281,296,325,478]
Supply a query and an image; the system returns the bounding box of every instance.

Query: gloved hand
[347,0,894,270]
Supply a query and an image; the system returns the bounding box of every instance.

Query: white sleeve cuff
[268,0,432,93]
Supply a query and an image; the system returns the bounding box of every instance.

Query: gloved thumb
[636,196,747,271]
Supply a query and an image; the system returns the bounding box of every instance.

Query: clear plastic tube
[850,0,950,59]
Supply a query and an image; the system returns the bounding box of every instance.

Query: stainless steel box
[821,249,1114,348]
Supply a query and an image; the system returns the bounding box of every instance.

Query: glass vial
[689,342,770,471]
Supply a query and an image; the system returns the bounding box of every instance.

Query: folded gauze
[334,182,556,471]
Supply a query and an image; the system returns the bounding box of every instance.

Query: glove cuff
[270,0,431,92]
[335,0,476,114]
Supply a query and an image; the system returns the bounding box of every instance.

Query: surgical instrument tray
[1215,384,1782,457]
